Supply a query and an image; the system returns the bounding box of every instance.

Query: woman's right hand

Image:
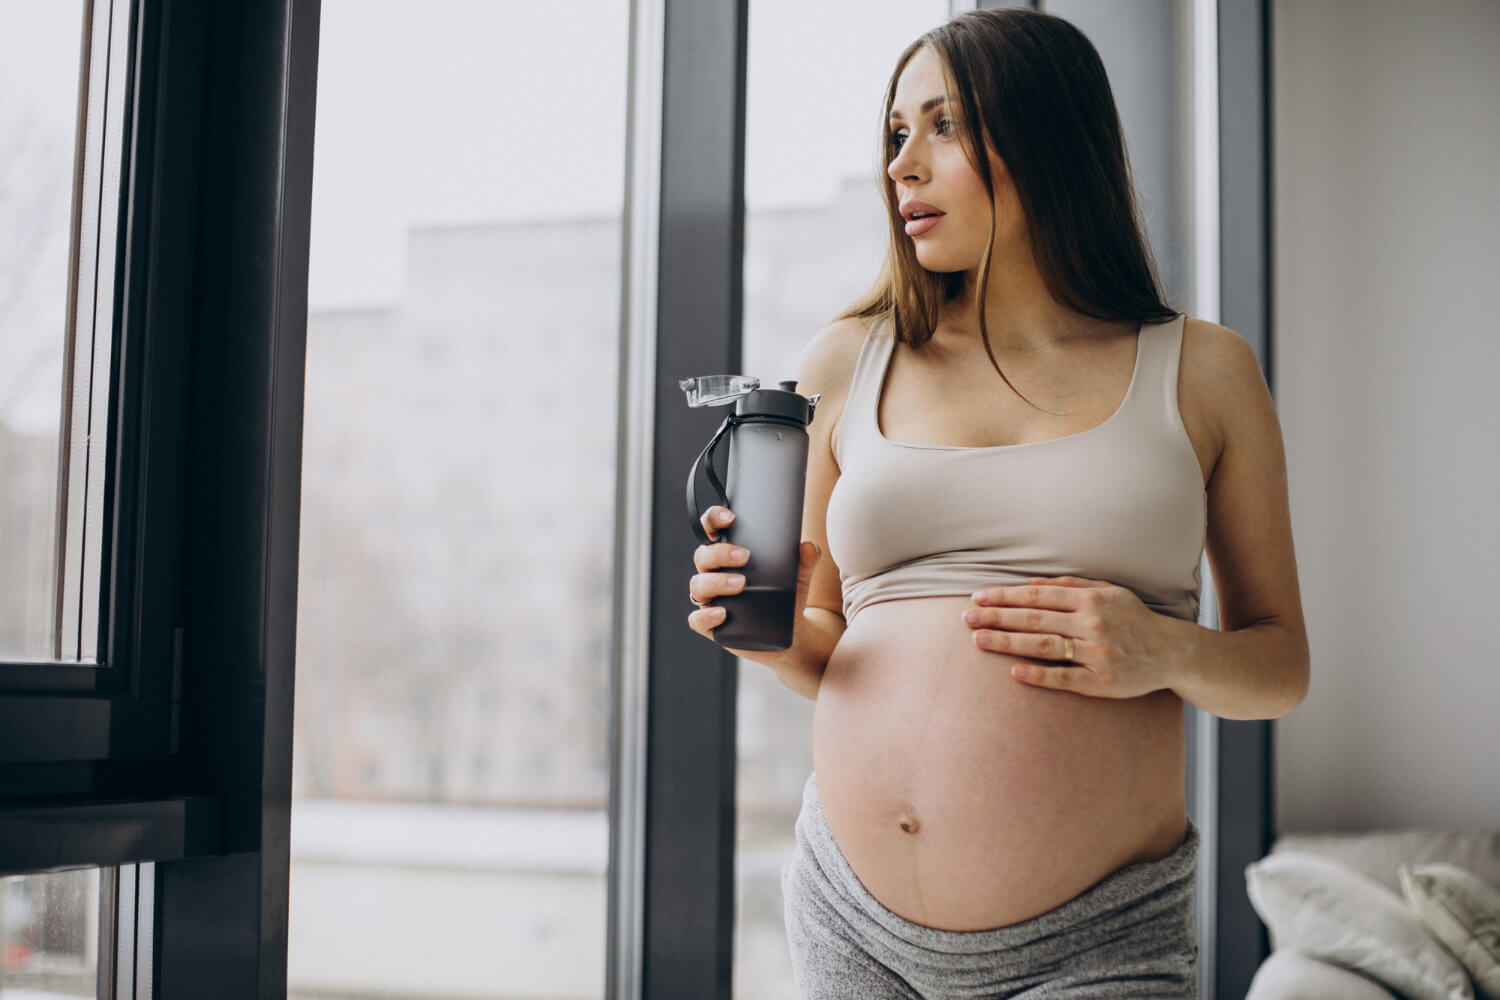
[688,505,822,664]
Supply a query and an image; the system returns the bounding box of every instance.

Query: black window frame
[1,0,320,996]
[1213,0,1276,994]
[0,0,181,773]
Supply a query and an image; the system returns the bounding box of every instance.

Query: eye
[888,116,953,151]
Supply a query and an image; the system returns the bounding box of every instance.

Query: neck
[939,262,1105,352]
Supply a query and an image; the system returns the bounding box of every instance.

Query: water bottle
[680,375,820,651]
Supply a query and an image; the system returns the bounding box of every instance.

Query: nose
[887,139,924,185]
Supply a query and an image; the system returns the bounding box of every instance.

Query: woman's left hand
[962,575,1176,699]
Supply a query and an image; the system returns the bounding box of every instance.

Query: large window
[0,0,119,666]
[0,1,84,662]
[287,2,629,996]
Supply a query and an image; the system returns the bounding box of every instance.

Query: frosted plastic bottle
[681,377,819,651]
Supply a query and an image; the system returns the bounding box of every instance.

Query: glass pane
[0,869,101,998]
[287,2,626,997]
[736,4,951,997]
[0,2,88,661]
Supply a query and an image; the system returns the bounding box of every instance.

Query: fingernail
[719,510,734,523]
[963,610,980,625]
[727,574,745,588]
[710,607,726,619]
[730,547,748,561]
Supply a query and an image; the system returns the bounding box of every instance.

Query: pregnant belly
[812,595,1190,932]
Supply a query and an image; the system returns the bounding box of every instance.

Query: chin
[911,246,970,274]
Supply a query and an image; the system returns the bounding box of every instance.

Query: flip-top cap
[679,375,760,407]
[734,379,816,424]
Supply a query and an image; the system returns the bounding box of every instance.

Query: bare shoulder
[1181,316,1261,378]
[796,313,877,460]
[795,313,875,397]
[1179,315,1276,480]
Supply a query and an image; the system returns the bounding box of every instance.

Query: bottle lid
[735,378,817,424]
[680,375,818,425]
[679,375,760,407]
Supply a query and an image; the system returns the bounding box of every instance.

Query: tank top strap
[832,312,896,467]
[1128,312,1188,434]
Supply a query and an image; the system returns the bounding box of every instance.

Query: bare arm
[768,608,844,699]
[1166,320,1310,718]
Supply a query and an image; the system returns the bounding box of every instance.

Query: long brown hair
[835,8,1180,410]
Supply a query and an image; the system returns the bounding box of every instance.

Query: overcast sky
[308,0,950,308]
[1,1,85,432]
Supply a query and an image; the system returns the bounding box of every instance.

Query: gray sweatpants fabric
[781,772,1199,999]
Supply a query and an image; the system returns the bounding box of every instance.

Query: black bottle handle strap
[687,415,735,545]
[686,412,804,545]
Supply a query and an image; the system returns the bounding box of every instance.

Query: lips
[899,200,945,221]
[904,214,943,237]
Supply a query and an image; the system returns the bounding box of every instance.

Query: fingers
[972,629,1085,662]
[688,603,728,638]
[693,508,746,573]
[693,539,749,575]
[688,535,821,643]
[687,517,748,639]
[689,569,747,606]
[961,605,1073,635]
[971,583,1090,610]
[698,505,735,542]
[794,539,822,577]
[1009,662,1091,692]
[792,540,822,615]
[688,506,743,642]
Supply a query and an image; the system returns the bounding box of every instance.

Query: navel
[897,812,921,835]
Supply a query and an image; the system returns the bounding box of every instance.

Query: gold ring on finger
[1062,636,1075,661]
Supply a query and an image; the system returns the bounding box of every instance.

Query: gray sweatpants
[780,772,1198,999]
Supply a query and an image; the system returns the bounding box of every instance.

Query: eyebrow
[889,95,947,123]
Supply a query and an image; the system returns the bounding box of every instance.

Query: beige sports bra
[824,311,1206,624]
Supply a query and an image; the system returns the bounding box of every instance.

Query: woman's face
[886,46,1024,276]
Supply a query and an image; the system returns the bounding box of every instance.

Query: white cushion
[1401,863,1500,1000]
[1273,831,1500,895]
[1246,949,1400,1000]
[1246,851,1475,1000]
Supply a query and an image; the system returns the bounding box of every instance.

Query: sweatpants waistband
[783,770,1198,997]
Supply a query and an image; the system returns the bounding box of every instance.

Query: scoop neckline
[871,315,1152,452]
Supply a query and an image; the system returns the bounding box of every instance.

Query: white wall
[1272,0,1500,832]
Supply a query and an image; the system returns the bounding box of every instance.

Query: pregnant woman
[687,8,1308,997]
